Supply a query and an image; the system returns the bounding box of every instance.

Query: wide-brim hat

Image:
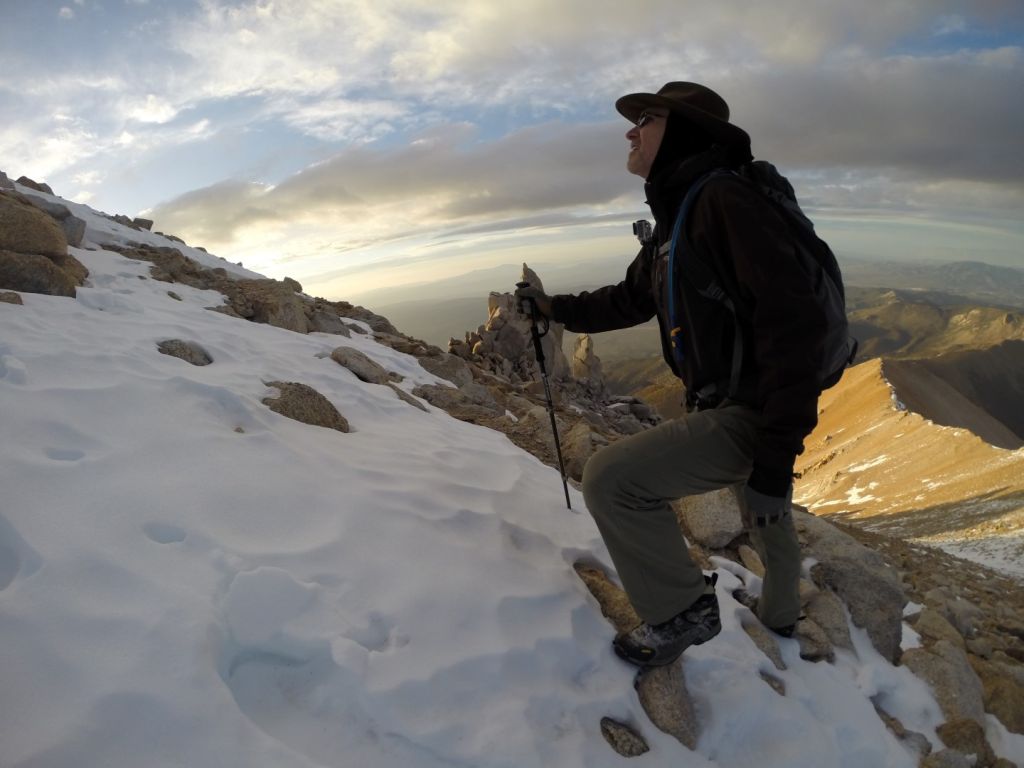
[615,81,750,147]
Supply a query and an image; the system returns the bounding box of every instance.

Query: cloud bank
[1,0,1021,295]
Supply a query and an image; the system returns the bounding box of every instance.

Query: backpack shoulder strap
[664,170,745,404]
[664,169,735,302]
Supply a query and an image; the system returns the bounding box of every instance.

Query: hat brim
[615,92,750,147]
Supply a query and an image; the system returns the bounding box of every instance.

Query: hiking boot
[772,623,796,638]
[731,587,797,638]
[732,587,759,612]
[613,575,721,667]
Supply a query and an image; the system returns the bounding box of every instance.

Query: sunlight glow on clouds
[129,94,179,124]
[278,98,410,143]
[1,0,1021,299]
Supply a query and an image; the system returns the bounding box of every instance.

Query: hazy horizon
[348,250,1024,310]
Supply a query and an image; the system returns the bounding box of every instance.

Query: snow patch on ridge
[849,455,889,472]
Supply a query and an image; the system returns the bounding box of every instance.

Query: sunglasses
[635,111,665,128]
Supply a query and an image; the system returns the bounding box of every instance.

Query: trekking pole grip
[516,282,548,373]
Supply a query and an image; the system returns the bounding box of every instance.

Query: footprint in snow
[342,611,408,652]
[0,513,44,591]
[214,566,403,763]
[0,353,28,385]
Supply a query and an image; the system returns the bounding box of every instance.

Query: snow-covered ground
[2,204,1023,766]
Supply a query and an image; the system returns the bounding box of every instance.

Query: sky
[3,203,1023,766]
[1,0,1023,303]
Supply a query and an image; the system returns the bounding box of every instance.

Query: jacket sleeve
[692,178,827,495]
[549,247,658,333]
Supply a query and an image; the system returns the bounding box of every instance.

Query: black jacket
[550,148,827,497]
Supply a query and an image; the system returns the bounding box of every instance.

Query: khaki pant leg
[581,403,758,624]
[741,492,802,630]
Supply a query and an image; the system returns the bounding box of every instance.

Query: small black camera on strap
[632,219,654,245]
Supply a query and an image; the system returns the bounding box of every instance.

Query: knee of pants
[581,443,630,518]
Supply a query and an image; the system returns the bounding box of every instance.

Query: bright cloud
[0,0,1021,298]
[129,94,179,124]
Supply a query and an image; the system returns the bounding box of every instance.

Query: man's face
[626,109,668,178]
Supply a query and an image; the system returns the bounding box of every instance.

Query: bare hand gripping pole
[516,282,572,510]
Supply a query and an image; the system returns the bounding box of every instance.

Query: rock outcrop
[15,176,53,194]
[903,640,987,723]
[677,487,744,548]
[157,339,213,366]
[936,718,998,767]
[634,664,699,750]
[416,265,664,480]
[836,524,1024,760]
[449,264,570,383]
[1,191,69,258]
[104,243,391,338]
[0,191,88,297]
[599,718,648,757]
[795,509,907,663]
[20,196,86,247]
[330,346,401,385]
[261,381,350,433]
[572,333,606,395]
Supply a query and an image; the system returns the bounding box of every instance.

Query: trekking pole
[516,282,572,510]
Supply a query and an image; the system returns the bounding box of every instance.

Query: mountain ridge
[794,358,1024,577]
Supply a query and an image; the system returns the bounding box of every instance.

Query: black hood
[647,112,715,182]
[644,119,753,237]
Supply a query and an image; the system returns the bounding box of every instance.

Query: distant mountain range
[846,286,1024,360]
[841,258,1024,310]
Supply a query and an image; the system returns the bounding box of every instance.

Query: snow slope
[2,213,1022,766]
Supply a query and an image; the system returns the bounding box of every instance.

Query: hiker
[516,82,843,667]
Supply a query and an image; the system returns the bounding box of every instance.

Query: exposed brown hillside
[603,355,686,419]
[795,358,1024,576]
[848,291,1024,360]
[886,341,1024,445]
[609,343,1024,446]
[883,356,1023,450]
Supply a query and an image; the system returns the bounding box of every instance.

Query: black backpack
[660,160,857,404]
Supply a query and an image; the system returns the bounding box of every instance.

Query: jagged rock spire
[448,263,570,382]
[572,333,606,394]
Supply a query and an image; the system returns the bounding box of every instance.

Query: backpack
[660,160,857,405]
